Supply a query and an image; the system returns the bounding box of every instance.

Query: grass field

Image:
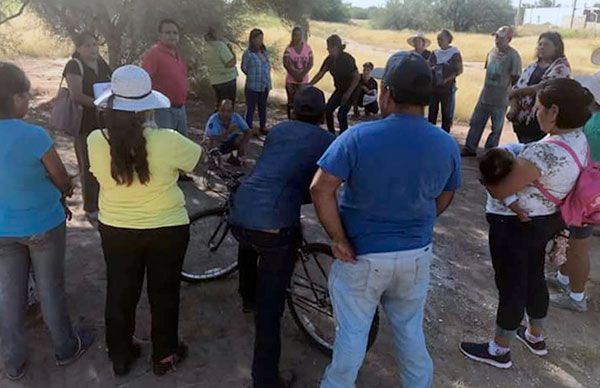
[2,12,599,123]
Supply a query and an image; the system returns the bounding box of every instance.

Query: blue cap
[372,51,432,105]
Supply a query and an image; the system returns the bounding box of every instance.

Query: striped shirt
[242,49,272,92]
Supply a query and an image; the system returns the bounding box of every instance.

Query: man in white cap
[311,51,462,388]
[462,26,522,157]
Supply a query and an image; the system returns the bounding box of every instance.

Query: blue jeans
[154,106,188,136]
[245,89,269,130]
[0,223,78,374]
[464,102,507,153]
[321,246,434,388]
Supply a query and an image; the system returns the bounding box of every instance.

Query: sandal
[152,343,188,376]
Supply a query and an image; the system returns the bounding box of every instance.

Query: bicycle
[182,151,379,355]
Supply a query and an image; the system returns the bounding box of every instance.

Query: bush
[310,0,351,23]
[350,6,379,20]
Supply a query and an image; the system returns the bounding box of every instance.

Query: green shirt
[205,40,238,85]
[583,111,600,162]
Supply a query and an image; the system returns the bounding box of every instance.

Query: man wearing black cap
[228,86,335,388]
[311,52,462,388]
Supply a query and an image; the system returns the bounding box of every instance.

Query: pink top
[284,43,313,84]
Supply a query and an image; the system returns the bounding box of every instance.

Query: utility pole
[515,0,523,27]
[570,0,578,29]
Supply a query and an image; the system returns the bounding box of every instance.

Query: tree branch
[0,0,31,25]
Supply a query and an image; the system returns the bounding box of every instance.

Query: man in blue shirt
[228,87,335,388]
[311,52,462,388]
[205,99,252,166]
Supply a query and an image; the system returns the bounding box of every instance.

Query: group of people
[0,16,599,388]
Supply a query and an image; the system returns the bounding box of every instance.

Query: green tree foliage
[310,0,351,23]
[350,6,380,20]
[374,0,515,33]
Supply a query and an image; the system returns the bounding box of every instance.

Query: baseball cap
[293,86,326,117]
[372,51,432,105]
[492,26,514,41]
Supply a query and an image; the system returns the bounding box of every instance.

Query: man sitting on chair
[205,99,253,166]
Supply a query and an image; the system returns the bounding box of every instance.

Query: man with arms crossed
[311,51,462,388]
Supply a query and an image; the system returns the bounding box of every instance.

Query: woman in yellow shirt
[89,65,202,377]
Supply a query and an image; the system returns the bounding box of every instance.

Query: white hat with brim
[592,47,600,66]
[407,32,431,49]
[575,72,600,105]
[94,64,171,112]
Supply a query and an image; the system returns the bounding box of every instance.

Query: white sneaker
[550,292,588,312]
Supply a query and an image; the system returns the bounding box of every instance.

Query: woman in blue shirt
[0,62,93,380]
[242,28,272,135]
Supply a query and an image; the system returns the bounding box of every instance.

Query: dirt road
[2,58,599,388]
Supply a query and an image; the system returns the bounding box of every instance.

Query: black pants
[99,223,190,363]
[232,226,301,388]
[428,90,454,133]
[513,120,545,144]
[326,88,353,135]
[487,214,564,334]
[212,78,237,110]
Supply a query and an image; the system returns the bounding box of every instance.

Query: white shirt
[486,129,588,216]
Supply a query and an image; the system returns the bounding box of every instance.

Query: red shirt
[142,42,188,107]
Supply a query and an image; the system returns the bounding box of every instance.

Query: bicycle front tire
[181,206,239,283]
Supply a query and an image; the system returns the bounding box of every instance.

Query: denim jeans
[487,214,564,340]
[321,245,434,388]
[428,88,455,133]
[231,226,302,388]
[0,223,78,374]
[154,106,189,137]
[464,102,507,153]
[326,89,353,134]
[245,89,269,130]
[99,223,189,362]
[74,132,100,213]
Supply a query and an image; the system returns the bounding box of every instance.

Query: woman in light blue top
[242,28,272,135]
[0,62,93,380]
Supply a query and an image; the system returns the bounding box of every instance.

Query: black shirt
[319,52,358,92]
[528,64,548,87]
[63,56,112,134]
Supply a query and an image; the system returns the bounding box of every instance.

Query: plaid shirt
[242,49,272,92]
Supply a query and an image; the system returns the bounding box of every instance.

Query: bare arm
[436,191,455,216]
[42,146,73,195]
[283,56,303,83]
[510,83,543,99]
[309,69,327,86]
[65,74,95,107]
[224,44,237,68]
[486,158,541,199]
[310,169,356,263]
[303,55,314,77]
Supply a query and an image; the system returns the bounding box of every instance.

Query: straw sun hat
[94,65,170,112]
[407,32,431,49]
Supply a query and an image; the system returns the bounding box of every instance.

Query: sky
[347,0,596,9]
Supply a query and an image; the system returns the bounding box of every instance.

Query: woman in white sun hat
[547,69,600,312]
[89,65,202,377]
[407,32,432,60]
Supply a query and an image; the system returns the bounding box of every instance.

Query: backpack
[49,58,84,137]
[533,139,600,227]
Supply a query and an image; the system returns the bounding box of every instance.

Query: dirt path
[2,57,599,388]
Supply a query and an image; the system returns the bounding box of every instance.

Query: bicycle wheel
[182,207,239,283]
[287,243,379,356]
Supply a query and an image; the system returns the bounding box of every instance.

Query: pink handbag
[49,59,84,137]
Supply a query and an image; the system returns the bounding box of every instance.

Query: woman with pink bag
[460,79,591,369]
[62,32,112,223]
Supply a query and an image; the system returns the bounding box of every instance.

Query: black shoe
[6,362,26,381]
[153,343,188,376]
[461,148,477,157]
[112,343,142,376]
[459,342,512,369]
[516,325,548,356]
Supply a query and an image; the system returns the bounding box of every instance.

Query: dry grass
[0,12,71,59]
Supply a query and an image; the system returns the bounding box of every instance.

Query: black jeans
[513,120,546,144]
[231,226,302,388]
[428,90,455,133]
[487,214,564,338]
[212,78,237,110]
[326,88,353,134]
[99,223,190,363]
